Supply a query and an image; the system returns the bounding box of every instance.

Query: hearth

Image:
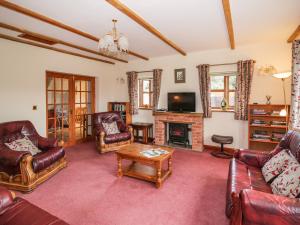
[168,123,189,147]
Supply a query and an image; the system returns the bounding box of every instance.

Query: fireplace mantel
[154,111,204,151]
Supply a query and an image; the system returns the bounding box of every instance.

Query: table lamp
[272,72,291,116]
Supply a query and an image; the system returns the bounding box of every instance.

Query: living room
[0,0,300,225]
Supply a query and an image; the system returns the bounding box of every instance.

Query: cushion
[102,121,120,135]
[5,136,41,156]
[261,150,298,183]
[104,132,131,144]
[271,163,300,198]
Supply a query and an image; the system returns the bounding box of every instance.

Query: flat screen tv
[168,92,196,113]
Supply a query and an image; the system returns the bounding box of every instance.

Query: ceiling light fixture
[98,19,128,57]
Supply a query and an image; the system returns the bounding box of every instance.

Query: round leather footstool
[211,135,233,159]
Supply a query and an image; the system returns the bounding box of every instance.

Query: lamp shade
[272,72,291,79]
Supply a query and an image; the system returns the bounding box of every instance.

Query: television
[168,92,196,113]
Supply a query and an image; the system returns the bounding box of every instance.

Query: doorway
[46,71,95,146]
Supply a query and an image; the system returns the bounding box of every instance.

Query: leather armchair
[227,130,300,225]
[0,186,68,224]
[93,112,133,153]
[0,120,67,192]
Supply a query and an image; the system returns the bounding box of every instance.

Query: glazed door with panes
[46,72,95,146]
[74,76,95,142]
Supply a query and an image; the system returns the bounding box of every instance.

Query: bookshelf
[107,102,132,126]
[248,104,290,151]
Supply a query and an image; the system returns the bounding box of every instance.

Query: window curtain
[234,60,255,120]
[290,40,300,130]
[153,69,162,112]
[197,64,212,118]
[126,71,138,115]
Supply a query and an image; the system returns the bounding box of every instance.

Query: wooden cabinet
[107,102,132,125]
[248,104,290,151]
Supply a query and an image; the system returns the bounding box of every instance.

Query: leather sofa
[226,130,300,225]
[0,186,68,224]
[93,112,133,153]
[0,121,67,192]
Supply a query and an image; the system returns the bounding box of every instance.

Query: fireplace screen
[168,123,189,147]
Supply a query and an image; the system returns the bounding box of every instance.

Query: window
[138,78,153,109]
[210,74,236,111]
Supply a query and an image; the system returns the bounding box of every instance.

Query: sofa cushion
[0,187,13,215]
[248,166,272,193]
[5,136,41,156]
[0,197,68,225]
[2,132,24,144]
[32,147,65,173]
[104,132,131,144]
[102,121,120,135]
[271,163,300,198]
[262,150,297,183]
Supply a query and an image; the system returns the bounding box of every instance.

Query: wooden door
[46,71,95,146]
[73,76,95,142]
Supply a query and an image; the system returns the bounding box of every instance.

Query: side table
[130,122,153,144]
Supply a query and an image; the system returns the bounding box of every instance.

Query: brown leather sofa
[226,130,300,225]
[0,121,67,192]
[93,112,133,153]
[0,186,68,224]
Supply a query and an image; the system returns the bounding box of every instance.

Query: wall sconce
[257,65,277,76]
[116,77,125,84]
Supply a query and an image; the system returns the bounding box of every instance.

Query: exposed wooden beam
[0,33,115,64]
[0,22,128,63]
[222,0,235,49]
[106,0,187,56]
[0,0,148,60]
[287,25,300,43]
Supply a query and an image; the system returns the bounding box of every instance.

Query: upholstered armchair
[0,121,67,192]
[92,112,133,154]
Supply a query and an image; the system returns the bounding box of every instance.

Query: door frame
[45,70,95,146]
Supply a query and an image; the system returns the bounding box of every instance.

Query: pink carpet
[20,142,230,225]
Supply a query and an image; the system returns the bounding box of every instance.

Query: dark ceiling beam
[0,33,115,64]
[0,22,128,63]
[0,0,149,60]
[222,0,235,49]
[287,25,300,43]
[106,0,187,56]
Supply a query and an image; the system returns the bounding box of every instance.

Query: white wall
[118,42,292,149]
[0,39,292,149]
[0,39,119,135]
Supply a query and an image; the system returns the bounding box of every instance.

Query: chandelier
[98,19,129,56]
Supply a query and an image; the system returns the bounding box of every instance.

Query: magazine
[140,149,169,158]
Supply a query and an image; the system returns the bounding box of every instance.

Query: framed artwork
[174,68,186,83]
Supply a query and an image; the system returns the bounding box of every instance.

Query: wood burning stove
[168,123,189,147]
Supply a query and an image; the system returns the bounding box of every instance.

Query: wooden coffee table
[116,143,174,188]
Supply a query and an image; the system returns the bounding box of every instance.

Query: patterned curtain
[197,64,212,118]
[126,71,138,115]
[234,60,255,120]
[290,40,300,130]
[153,69,163,112]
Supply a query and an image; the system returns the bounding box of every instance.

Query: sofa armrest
[240,189,300,225]
[234,149,269,168]
[0,186,14,215]
[38,135,58,151]
[0,146,29,167]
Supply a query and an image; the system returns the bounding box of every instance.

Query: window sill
[212,109,234,113]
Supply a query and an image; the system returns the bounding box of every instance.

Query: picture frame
[174,68,186,83]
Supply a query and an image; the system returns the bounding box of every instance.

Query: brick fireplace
[154,112,204,151]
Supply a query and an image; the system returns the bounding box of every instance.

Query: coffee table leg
[156,162,162,188]
[168,156,172,176]
[117,156,123,177]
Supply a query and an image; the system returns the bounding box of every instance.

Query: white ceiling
[0,0,299,62]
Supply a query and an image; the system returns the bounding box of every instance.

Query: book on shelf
[252,130,271,140]
[271,132,285,142]
[251,109,268,115]
[251,119,267,125]
[271,110,280,116]
[270,121,287,126]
